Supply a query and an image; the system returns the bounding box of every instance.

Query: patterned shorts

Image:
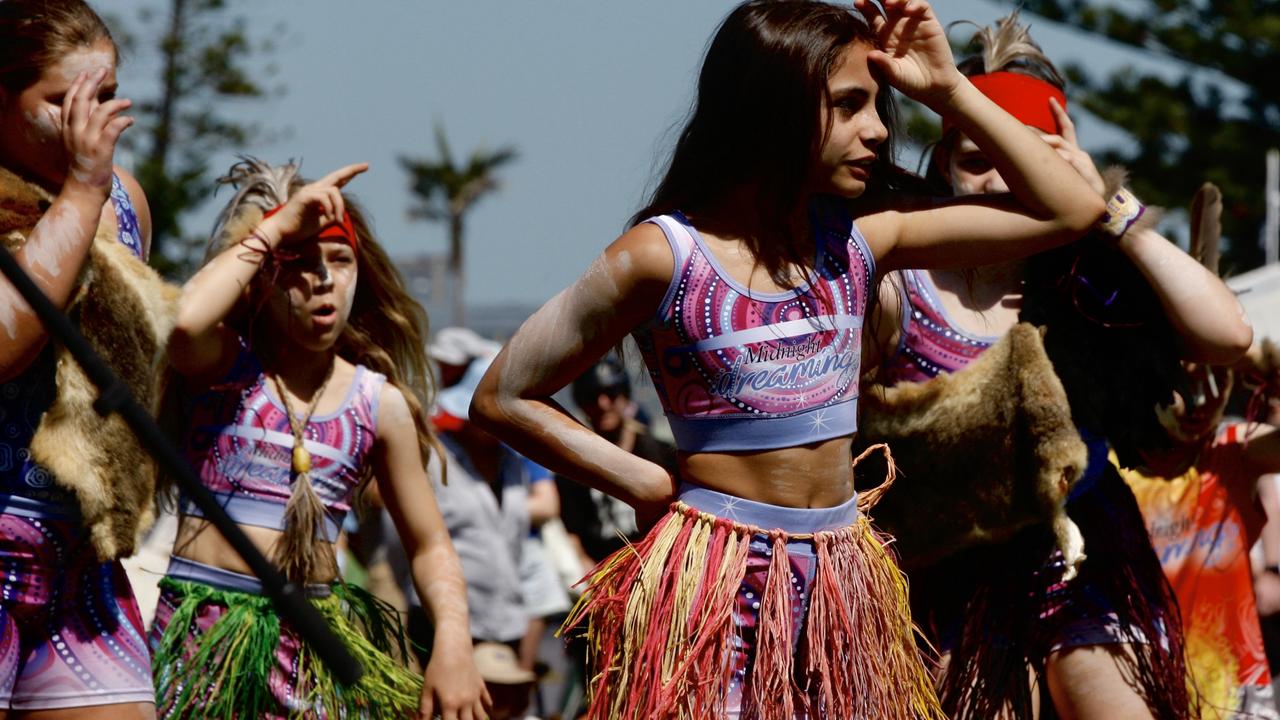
[0,513,154,710]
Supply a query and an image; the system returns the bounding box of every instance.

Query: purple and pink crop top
[180,345,385,541]
[880,268,997,385]
[632,202,874,453]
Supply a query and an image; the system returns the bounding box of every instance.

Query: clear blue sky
[111,0,1159,309]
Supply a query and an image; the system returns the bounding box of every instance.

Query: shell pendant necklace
[273,360,336,476]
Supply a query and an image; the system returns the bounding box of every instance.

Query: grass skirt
[151,574,421,719]
[564,448,944,720]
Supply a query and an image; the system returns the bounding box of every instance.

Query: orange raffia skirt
[563,445,944,720]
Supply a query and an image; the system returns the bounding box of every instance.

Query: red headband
[943,71,1067,136]
[262,204,359,254]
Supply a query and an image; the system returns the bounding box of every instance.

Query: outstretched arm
[470,223,676,518]
[0,69,133,380]
[852,0,1104,272]
[167,163,367,382]
[373,386,490,720]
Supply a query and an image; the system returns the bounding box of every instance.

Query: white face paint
[339,259,358,325]
[56,49,115,82]
[0,39,119,186]
[20,107,60,147]
[23,203,85,279]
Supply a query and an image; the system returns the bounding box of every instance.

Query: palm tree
[400,125,517,327]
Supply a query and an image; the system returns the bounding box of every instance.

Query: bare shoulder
[376,381,414,430]
[607,221,675,285]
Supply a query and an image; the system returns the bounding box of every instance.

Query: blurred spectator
[555,357,678,719]
[392,355,573,718]
[559,356,677,566]
[350,326,505,617]
[1118,363,1279,718]
[394,361,528,652]
[473,642,537,720]
[429,326,502,388]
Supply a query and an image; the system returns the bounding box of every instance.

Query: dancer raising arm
[156,159,489,720]
[870,14,1249,718]
[471,1,1102,717]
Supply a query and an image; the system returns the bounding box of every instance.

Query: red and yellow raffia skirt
[564,446,944,719]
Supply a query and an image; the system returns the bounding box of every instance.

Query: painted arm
[373,385,490,720]
[167,163,367,381]
[470,223,676,519]
[0,69,133,380]
[852,0,1105,272]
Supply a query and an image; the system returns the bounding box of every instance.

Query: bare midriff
[172,516,340,584]
[677,435,857,509]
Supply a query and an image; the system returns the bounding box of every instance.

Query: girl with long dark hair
[472,1,1105,717]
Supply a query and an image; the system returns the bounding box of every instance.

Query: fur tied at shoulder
[857,323,1088,575]
[1,166,179,560]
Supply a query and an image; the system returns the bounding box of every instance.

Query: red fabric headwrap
[943,71,1067,136]
[261,204,359,254]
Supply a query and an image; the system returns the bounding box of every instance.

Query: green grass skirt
[151,577,422,719]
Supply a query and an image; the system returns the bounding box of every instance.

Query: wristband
[1098,187,1145,239]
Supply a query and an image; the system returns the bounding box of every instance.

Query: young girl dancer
[471,1,1105,717]
[0,1,162,717]
[873,13,1251,719]
[153,158,489,719]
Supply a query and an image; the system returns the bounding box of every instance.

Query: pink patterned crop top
[180,345,385,541]
[632,201,875,452]
[880,268,998,385]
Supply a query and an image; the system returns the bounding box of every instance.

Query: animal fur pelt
[856,323,1088,572]
[0,166,179,560]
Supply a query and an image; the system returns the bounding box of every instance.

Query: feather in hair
[971,11,1065,87]
[206,156,302,260]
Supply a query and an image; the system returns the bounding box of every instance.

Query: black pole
[0,247,363,686]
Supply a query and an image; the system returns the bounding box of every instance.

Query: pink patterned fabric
[880,269,997,386]
[181,345,385,525]
[632,201,875,452]
[0,515,153,710]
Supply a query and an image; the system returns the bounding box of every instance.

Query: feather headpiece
[205,156,302,261]
[969,10,1064,86]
